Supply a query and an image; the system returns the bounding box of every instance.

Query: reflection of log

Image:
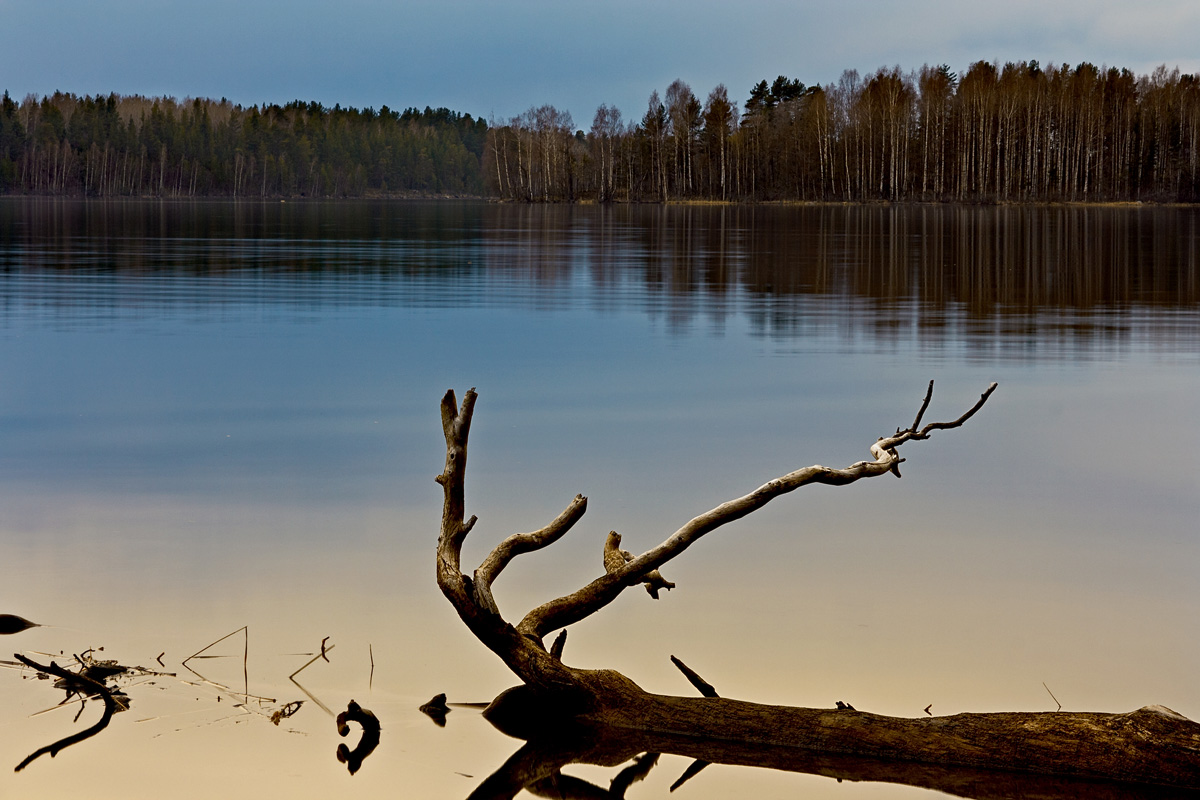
[13,654,121,772]
[470,715,1200,800]
[434,385,1200,791]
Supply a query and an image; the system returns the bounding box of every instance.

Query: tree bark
[433,383,1200,792]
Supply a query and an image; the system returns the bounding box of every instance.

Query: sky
[3,0,1199,128]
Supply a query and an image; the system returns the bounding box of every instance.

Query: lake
[1,198,1197,799]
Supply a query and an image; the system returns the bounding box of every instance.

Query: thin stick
[910,379,935,431]
[289,644,336,680]
[368,644,374,691]
[1043,682,1062,712]
[182,626,247,665]
[290,676,336,718]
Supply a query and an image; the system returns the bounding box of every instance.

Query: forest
[0,93,488,197]
[3,59,1199,202]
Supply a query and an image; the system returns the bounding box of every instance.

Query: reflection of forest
[2,200,1196,357]
[481,204,1200,356]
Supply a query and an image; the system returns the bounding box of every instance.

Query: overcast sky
[4,0,1198,127]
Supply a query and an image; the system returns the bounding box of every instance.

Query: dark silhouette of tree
[7,59,1200,202]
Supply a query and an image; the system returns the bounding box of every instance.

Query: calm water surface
[1,199,1198,799]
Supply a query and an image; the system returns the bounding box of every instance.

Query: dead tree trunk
[434,382,1200,791]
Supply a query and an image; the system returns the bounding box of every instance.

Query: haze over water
[1,199,1197,799]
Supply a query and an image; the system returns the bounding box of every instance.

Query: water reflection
[13,652,134,771]
[335,700,381,774]
[1,199,1196,359]
[471,718,1199,800]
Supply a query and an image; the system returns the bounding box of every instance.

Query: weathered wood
[433,384,1200,790]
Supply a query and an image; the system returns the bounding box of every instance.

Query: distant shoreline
[3,193,1195,208]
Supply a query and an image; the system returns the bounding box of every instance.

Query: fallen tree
[434,382,1200,793]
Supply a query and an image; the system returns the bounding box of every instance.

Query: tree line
[4,59,1200,202]
[488,61,1200,203]
[0,92,487,197]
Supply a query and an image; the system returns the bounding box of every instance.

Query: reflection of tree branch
[13,654,121,772]
[470,717,1200,800]
[608,752,657,797]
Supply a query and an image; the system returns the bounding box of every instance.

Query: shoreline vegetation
[3,59,1199,204]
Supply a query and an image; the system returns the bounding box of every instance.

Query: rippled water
[1,199,1197,799]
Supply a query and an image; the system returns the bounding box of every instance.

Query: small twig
[915,382,998,437]
[1043,682,1062,712]
[368,643,374,691]
[182,626,247,665]
[289,644,336,680]
[669,655,719,698]
[911,380,935,431]
[243,627,248,702]
[286,640,338,718]
[290,676,335,718]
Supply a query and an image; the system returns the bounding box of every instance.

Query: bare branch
[477,495,588,591]
[469,494,589,620]
[517,381,998,639]
[914,381,997,437]
[911,379,935,431]
[435,388,583,693]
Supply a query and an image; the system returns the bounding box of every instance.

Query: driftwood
[434,383,1200,792]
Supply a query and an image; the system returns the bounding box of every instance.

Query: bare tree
[640,91,668,201]
[589,104,622,203]
[433,382,1200,793]
[701,85,735,200]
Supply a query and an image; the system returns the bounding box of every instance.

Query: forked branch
[435,382,997,692]
[516,381,998,640]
